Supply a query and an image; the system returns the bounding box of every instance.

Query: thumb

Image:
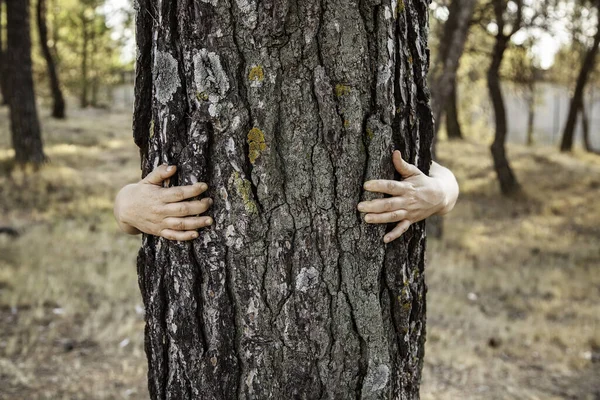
[142,164,177,185]
[393,150,419,178]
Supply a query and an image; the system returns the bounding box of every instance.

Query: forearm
[430,161,459,216]
[114,184,142,236]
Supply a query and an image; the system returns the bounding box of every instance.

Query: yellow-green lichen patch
[397,0,405,14]
[149,119,155,138]
[232,171,258,214]
[196,91,209,102]
[344,120,350,128]
[366,127,375,140]
[248,65,265,82]
[335,84,351,97]
[247,127,267,164]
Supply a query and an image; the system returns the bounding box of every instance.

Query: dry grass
[0,106,598,399]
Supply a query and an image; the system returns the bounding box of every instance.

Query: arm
[113,164,214,241]
[358,150,459,243]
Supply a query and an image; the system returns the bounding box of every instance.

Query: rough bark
[134,0,434,399]
[561,8,600,152]
[526,93,534,146]
[430,0,476,138]
[0,0,8,105]
[488,0,521,196]
[37,0,66,119]
[6,0,45,165]
[445,83,462,140]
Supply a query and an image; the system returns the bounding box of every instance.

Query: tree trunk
[526,92,535,146]
[80,10,88,109]
[37,0,66,119]
[6,0,45,166]
[134,0,434,399]
[488,35,520,196]
[0,0,9,105]
[430,0,476,138]
[561,6,600,152]
[445,83,463,140]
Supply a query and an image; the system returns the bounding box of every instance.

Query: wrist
[114,184,142,235]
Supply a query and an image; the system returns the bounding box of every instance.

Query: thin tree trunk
[0,0,8,105]
[37,0,66,119]
[80,10,88,109]
[446,83,463,140]
[561,6,600,152]
[581,101,599,154]
[6,0,45,166]
[430,0,477,138]
[134,0,434,398]
[488,35,521,196]
[526,92,535,146]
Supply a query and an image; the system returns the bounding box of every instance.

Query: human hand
[114,164,214,241]
[358,151,449,243]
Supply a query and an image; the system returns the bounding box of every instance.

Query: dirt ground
[0,107,598,400]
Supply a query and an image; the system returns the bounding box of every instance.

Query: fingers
[142,164,177,185]
[358,197,409,213]
[364,180,412,196]
[384,220,412,243]
[162,198,213,217]
[163,216,214,231]
[161,183,209,203]
[392,150,420,178]
[159,229,200,242]
[364,209,407,224]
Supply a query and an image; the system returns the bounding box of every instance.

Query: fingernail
[192,232,199,239]
[384,236,390,243]
[357,203,365,212]
[208,198,214,205]
[207,217,214,225]
[364,215,371,223]
[167,165,174,172]
[364,183,371,190]
[199,183,208,191]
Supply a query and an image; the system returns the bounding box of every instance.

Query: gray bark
[134,0,434,399]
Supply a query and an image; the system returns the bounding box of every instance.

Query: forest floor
[0,107,598,400]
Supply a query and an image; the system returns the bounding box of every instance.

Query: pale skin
[114,150,459,243]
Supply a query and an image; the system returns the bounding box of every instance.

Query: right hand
[114,164,214,241]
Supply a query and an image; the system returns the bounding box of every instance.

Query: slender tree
[0,0,8,105]
[430,0,477,138]
[487,0,523,196]
[6,0,45,166]
[134,0,435,398]
[37,0,66,119]
[445,83,463,140]
[560,1,600,152]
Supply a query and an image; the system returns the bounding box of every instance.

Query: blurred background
[0,0,598,399]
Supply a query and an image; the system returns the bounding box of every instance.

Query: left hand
[358,150,448,243]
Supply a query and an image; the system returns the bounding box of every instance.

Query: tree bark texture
[0,0,9,105]
[429,0,475,138]
[37,0,66,119]
[560,7,600,152]
[488,34,520,196]
[6,0,45,165]
[134,1,434,399]
[445,83,462,140]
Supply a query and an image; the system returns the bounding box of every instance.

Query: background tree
[6,0,45,166]
[37,0,66,118]
[134,0,433,398]
[560,0,600,152]
[0,0,8,105]
[429,0,477,140]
